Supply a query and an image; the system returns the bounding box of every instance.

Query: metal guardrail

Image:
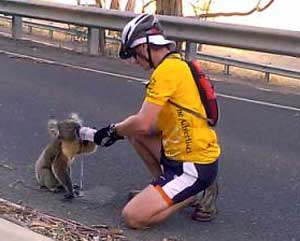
[1,14,299,81]
[0,15,87,40]
[1,0,300,57]
[24,21,87,40]
[0,0,299,80]
[197,53,300,81]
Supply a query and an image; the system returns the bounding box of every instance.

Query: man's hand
[94,124,124,147]
[79,125,124,147]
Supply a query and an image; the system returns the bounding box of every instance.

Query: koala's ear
[69,112,83,126]
[48,119,59,138]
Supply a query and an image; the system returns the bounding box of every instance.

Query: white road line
[1,49,299,113]
[218,93,300,112]
[0,49,148,84]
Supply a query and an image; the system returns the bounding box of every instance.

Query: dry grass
[0,198,127,241]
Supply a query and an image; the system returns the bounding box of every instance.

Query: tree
[156,0,182,16]
[126,0,137,12]
[142,0,156,13]
[155,0,183,52]
[190,0,275,19]
[110,0,120,10]
[94,0,102,7]
[141,0,275,19]
[190,0,213,19]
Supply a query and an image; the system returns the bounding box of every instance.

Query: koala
[35,113,97,199]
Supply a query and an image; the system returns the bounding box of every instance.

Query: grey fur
[35,113,97,199]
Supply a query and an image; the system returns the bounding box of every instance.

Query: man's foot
[191,181,219,222]
[189,191,204,208]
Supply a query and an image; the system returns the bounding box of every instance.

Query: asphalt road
[0,36,299,241]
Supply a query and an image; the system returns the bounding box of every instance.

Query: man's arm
[78,101,163,146]
[115,100,163,137]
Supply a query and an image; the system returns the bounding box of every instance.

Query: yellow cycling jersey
[145,53,221,164]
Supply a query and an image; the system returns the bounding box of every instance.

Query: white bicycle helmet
[119,13,175,59]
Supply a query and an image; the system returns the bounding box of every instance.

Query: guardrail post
[198,44,203,52]
[185,42,197,61]
[28,25,33,34]
[224,65,230,75]
[12,15,22,40]
[264,72,270,82]
[88,27,99,55]
[49,29,54,39]
[98,28,105,55]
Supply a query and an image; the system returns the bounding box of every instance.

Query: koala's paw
[73,184,80,190]
[52,185,64,193]
[73,185,84,197]
[62,192,75,201]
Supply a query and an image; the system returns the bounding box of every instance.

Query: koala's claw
[74,189,81,196]
[73,184,81,190]
[52,185,64,193]
[63,192,75,201]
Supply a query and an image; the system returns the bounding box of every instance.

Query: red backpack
[188,59,219,126]
[169,59,219,126]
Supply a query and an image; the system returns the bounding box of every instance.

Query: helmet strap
[146,35,154,68]
[132,36,154,68]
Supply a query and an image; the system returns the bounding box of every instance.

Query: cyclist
[79,13,220,228]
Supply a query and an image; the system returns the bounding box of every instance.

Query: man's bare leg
[127,135,162,179]
[122,184,195,229]
[127,135,219,222]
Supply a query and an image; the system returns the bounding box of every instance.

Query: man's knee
[121,206,149,229]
